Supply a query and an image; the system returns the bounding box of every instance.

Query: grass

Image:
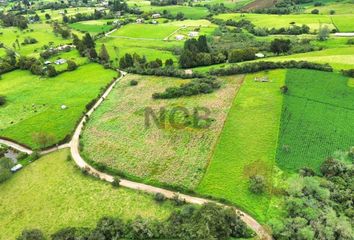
[69,20,114,34]
[110,23,180,39]
[304,2,354,15]
[0,63,117,149]
[0,149,175,239]
[197,70,286,223]
[81,74,243,190]
[138,5,209,19]
[331,14,354,32]
[214,13,335,30]
[0,23,72,56]
[28,7,96,22]
[276,69,354,172]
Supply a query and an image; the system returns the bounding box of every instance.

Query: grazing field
[0,24,71,56]
[69,20,113,34]
[29,7,96,22]
[110,23,180,39]
[331,14,354,32]
[214,13,335,30]
[197,70,286,222]
[276,69,354,172]
[304,2,354,15]
[81,74,244,190]
[47,49,89,72]
[0,150,175,239]
[139,5,209,19]
[0,63,117,149]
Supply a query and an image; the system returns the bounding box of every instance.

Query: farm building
[136,18,144,24]
[55,59,67,65]
[176,35,185,40]
[188,31,199,37]
[152,13,161,19]
[255,53,265,58]
[11,164,23,173]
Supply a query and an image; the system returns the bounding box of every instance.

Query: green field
[81,74,243,190]
[214,13,335,30]
[139,5,209,19]
[305,2,354,15]
[197,70,286,222]
[28,7,96,22]
[111,23,180,39]
[0,63,117,149]
[276,69,354,172]
[0,150,175,239]
[69,20,114,34]
[0,24,72,56]
[331,14,354,32]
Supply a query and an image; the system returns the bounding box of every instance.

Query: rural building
[136,18,144,24]
[255,52,265,58]
[55,59,66,65]
[152,13,161,19]
[11,164,23,173]
[44,61,51,65]
[175,35,185,40]
[188,31,199,37]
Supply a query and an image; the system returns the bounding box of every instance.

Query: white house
[188,31,199,37]
[152,13,161,19]
[136,18,144,24]
[175,35,185,41]
[11,164,23,173]
[44,61,51,65]
[55,59,66,65]
[255,52,265,58]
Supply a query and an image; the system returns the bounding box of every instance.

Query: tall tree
[99,44,110,63]
[83,33,95,49]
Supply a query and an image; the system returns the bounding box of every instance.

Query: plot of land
[69,20,114,34]
[214,13,335,30]
[0,63,117,149]
[139,5,209,20]
[197,70,286,222]
[110,24,180,39]
[304,2,354,15]
[81,74,243,190]
[0,150,175,239]
[276,69,354,172]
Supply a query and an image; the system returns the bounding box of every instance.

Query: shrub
[0,95,6,106]
[311,9,319,14]
[28,152,40,161]
[329,10,335,15]
[347,39,354,45]
[17,229,45,240]
[172,193,185,206]
[341,69,354,77]
[112,176,120,187]
[280,85,288,94]
[320,158,346,177]
[299,167,315,177]
[249,175,265,194]
[67,60,77,71]
[154,192,166,203]
[130,80,138,86]
[228,48,256,63]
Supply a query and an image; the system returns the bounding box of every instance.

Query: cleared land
[305,2,354,15]
[0,150,175,239]
[197,70,286,223]
[214,13,335,31]
[69,20,113,34]
[0,23,71,56]
[81,74,244,190]
[0,63,117,149]
[139,5,209,19]
[276,69,354,172]
[110,24,180,39]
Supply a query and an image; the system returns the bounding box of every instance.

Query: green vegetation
[139,5,209,19]
[197,70,286,222]
[81,74,243,190]
[0,150,175,239]
[276,69,354,172]
[69,20,114,34]
[0,63,117,148]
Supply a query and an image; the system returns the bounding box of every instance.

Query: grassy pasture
[276,69,354,172]
[214,13,335,30]
[81,74,243,190]
[69,20,114,34]
[111,23,180,39]
[197,70,286,222]
[0,150,175,239]
[0,24,71,56]
[139,5,209,19]
[304,2,354,15]
[29,7,96,22]
[331,14,354,32]
[0,63,117,149]
[47,49,89,72]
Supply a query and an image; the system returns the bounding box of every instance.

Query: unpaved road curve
[1,70,272,240]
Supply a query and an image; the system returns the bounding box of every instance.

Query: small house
[61,105,67,110]
[44,61,51,65]
[11,164,23,173]
[55,59,66,65]
[136,18,144,24]
[255,52,265,58]
[152,20,158,24]
[175,35,185,41]
[152,13,161,19]
[188,31,199,37]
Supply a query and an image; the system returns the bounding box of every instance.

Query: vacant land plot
[0,24,71,56]
[81,74,243,190]
[331,15,354,32]
[0,150,175,239]
[305,2,354,15]
[197,70,286,222]
[69,20,113,34]
[214,13,335,30]
[139,5,209,19]
[276,69,354,172]
[29,7,96,21]
[111,24,180,39]
[0,63,117,149]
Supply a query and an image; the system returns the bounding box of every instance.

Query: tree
[311,9,319,14]
[165,59,174,67]
[270,38,291,55]
[249,175,266,194]
[46,65,57,77]
[280,85,288,94]
[62,15,69,23]
[88,48,98,60]
[45,13,51,20]
[0,95,6,106]
[320,158,346,177]
[318,25,330,41]
[17,229,45,240]
[112,177,120,187]
[176,12,184,20]
[83,33,95,49]
[99,44,110,63]
[330,10,335,15]
[32,132,55,148]
[94,217,125,239]
[67,60,77,71]
[197,35,209,53]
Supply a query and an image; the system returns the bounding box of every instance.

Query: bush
[249,175,265,194]
[28,151,40,161]
[17,229,45,240]
[0,95,6,106]
[112,176,120,187]
[130,80,138,86]
[347,39,354,45]
[228,48,256,63]
[67,60,77,71]
[311,9,319,14]
[154,192,166,203]
[280,85,288,94]
[341,69,354,77]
